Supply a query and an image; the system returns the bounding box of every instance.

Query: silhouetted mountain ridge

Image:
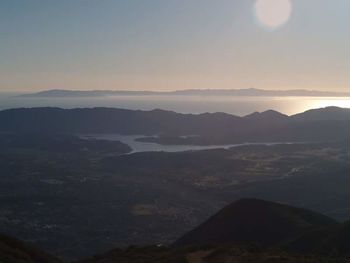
[1,106,350,144]
[244,110,289,121]
[18,88,350,97]
[292,106,350,121]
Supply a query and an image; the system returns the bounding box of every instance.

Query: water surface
[81,134,302,153]
[1,93,350,116]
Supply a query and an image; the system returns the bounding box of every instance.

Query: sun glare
[255,0,293,30]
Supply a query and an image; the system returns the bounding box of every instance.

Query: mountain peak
[174,198,336,247]
[292,106,350,121]
[244,110,288,120]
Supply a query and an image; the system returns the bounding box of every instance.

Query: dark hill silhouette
[292,107,350,121]
[2,107,350,144]
[174,199,337,248]
[0,233,61,263]
[244,110,289,128]
[0,107,241,136]
[244,110,288,121]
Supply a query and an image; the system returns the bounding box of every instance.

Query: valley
[1,132,350,259]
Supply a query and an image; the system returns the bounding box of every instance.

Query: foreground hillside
[77,199,350,262]
[0,233,61,263]
[4,235,345,263]
[4,199,350,262]
[174,199,350,259]
[75,245,349,263]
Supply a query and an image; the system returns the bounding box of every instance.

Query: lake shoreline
[80,133,312,153]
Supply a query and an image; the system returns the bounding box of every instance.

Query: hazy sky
[1,0,350,92]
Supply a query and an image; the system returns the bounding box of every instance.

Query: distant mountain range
[2,106,350,145]
[4,198,350,262]
[17,88,350,97]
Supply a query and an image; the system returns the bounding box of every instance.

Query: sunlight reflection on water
[0,93,350,116]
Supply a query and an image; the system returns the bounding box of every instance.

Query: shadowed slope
[0,233,62,263]
[174,199,337,247]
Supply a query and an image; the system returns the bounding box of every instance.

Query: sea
[1,92,350,116]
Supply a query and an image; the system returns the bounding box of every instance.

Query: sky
[1,0,350,92]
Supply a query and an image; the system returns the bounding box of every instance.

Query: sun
[254,0,293,30]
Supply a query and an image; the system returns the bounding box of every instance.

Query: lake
[80,134,305,153]
[1,93,350,116]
